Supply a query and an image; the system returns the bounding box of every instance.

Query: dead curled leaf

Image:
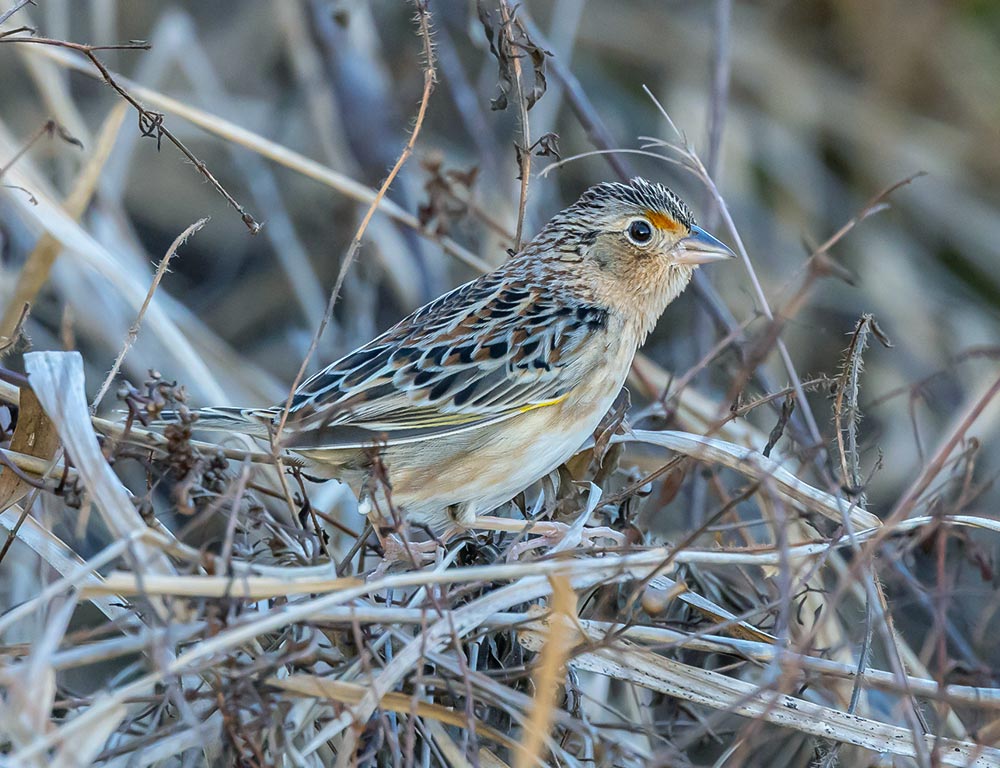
[476,0,550,112]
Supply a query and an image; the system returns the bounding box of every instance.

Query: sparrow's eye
[626,219,654,245]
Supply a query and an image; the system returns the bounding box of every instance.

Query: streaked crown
[571,177,695,230]
[520,177,702,265]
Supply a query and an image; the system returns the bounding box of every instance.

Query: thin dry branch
[91,218,207,410]
[0,117,80,181]
[889,371,1000,524]
[0,31,261,233]
[498,0,532,250]
[518,623,1000,767]
[0,104,126,340]
[19,41,492,271]
[272,2,436,447]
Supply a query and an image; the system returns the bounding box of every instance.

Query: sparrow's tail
[159,406,277,438]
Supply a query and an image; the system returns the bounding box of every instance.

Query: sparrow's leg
[369,532,441,577]
[466,515,625,560]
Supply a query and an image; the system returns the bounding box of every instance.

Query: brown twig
[0,105,127,343]
[867,345,1000,408]
[499,0,531,251]
[0,365,29,389]
[889,371,1000,525]
[0,33,261,234]
[833,314,890,497]
[272,1,436,454]
[0,118,82,181]
[0,304,29,357]
[524,11,812,446]
[522,15,630,181]
[813,173,925,258]
[686,0,732,527]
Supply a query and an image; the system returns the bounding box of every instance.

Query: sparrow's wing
[193,271,610,450]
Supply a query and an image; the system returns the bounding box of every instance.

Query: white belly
[381,351,631,528]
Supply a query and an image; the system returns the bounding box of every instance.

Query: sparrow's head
[563,177,734,269]
[528,178,735,331]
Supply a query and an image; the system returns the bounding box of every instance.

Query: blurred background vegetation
[2,1,998,501]
[1,1,999,764]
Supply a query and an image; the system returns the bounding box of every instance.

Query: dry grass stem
[91,217,207,410]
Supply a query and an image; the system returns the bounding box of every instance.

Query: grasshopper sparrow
[189,178,734,530]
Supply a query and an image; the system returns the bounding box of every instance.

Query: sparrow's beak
[674,225,738,265]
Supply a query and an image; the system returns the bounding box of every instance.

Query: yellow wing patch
[644,209,682,234]
[518,392,570,414]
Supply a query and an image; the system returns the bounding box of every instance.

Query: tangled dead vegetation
[1,1,999,767]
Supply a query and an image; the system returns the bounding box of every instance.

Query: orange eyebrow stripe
[644,210,682,234]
